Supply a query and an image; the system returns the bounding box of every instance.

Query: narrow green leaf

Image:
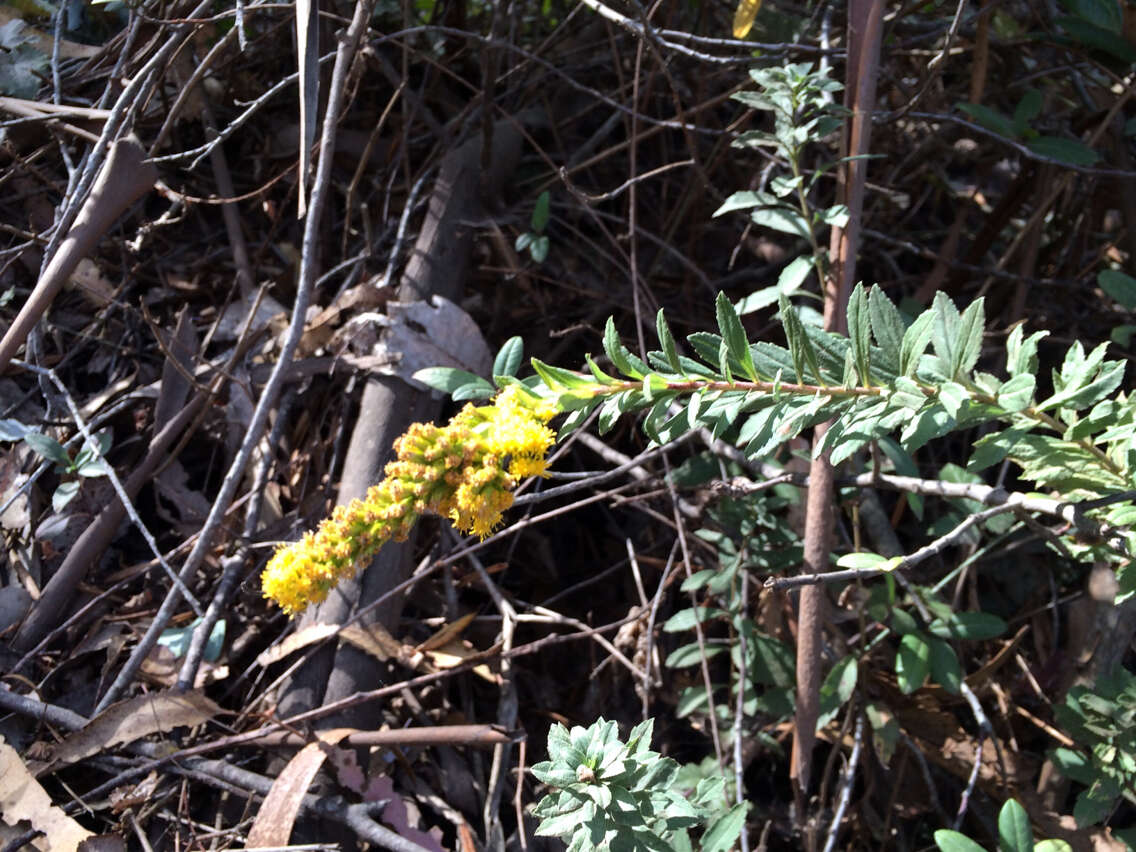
[531,359,593,391]
[605,317,648,378]
[955,297,986,378]
[655,309,682,373]
[998,799,1033,852]
[701,803,749,852]
[896,633,930,694]
[900,309,935,377]
[716,292,757,380]
[868,285,904,374]
[531,190,551,232]
[847,283,872,385]
[780,293,823,385]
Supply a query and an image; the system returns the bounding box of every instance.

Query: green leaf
[816,655,858,730]
[1099,269,1136,310]
[836,551,891,571]
[0,419,29,441]
[413,366,492,397]
[530,235,550,264]
[847,283,872,385]
[956,297,986,378]
[605,317,646,379]
[928,612,1007,641]
[1027,136,1100,167]
[1013,89,1043,135]
[869,285,905,375]
[656,309,683,373]
[896,633,930,694]
[777,255,814,294]
[900,308,935,377]
[997,373,1036,412]
[750,205,812,239]
[1063,0,1123,32]
[493,336,524,379]
[998,799,1033,852]
[158,617,226,662]
[938,382,969,418]
[928,638,962,694]
[780,294,823,384]
[713,190,765,217]
[957,102,1018,138]
[1055,16,1136,62]
[715,291,757,380]
[821,204,850,228]
[531,190,551,232]
[52,480,80,512]
[934,829,988,852]
[23,432,70,466]
[700,802,748,852]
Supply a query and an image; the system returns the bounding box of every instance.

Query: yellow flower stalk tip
[262,386,557,615]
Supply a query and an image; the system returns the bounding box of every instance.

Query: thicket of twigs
[0,0,1134,850]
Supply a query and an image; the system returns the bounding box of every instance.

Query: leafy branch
[528,283,1136,598]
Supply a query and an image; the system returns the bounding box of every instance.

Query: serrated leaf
[715,291,757,380]
[847,283,871,385]
[869,285,904,375]
[938,381,968,418]
[997,373,1035,412]
[900,309,935,377]
[780,294,823,385]
[655,309,682,373]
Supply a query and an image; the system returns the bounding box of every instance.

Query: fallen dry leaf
[256,622,341,668]
[245,729,353,847]
[32,690,221,775]
[0,735,92,850]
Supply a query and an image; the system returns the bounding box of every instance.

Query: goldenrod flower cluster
[262,386,558,615]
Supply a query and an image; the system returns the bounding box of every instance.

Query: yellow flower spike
[262,385,562,615]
